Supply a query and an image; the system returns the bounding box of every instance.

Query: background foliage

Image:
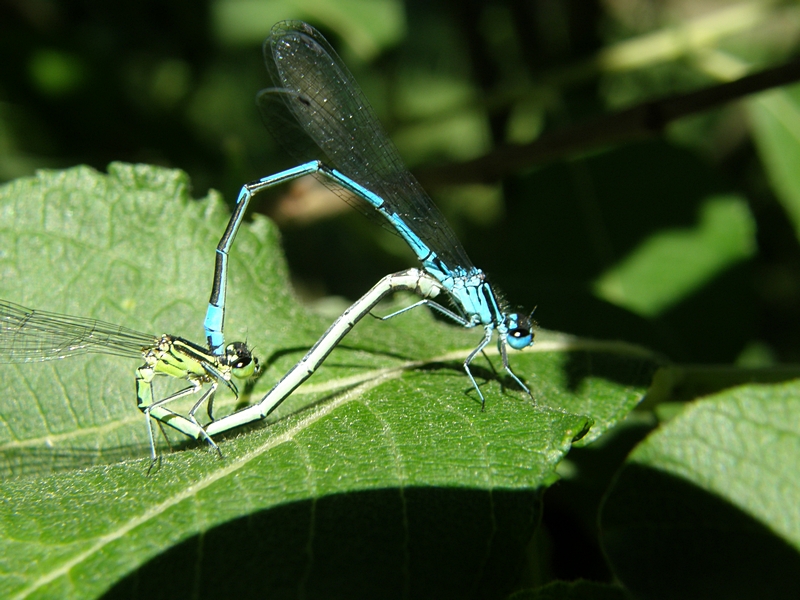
[1,0,800,598]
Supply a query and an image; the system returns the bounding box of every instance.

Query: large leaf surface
[601,380,800,600]
[0,165,657,599]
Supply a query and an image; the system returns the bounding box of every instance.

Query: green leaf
[601,380,800,599]
[593,194,756,317]
[749,85,800,242]
[0,165,658,598]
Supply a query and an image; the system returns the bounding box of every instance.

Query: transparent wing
[0,299,158,363]
[258,20,475,270]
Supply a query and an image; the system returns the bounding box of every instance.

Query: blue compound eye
[506,313,534,350]
[507,328,533,349]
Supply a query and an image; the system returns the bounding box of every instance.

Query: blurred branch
[415,58,800,187]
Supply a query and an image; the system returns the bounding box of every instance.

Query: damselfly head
[224,342,260,379]
[506,310,535,350]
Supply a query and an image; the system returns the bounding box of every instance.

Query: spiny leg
[186,383,224,458]
[463,326,494,409]
[499,337,533,399]
[374,298,470,327]
[148,382,222,458]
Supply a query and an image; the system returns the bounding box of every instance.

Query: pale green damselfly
[0,299,258,465]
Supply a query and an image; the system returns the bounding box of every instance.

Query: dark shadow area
[542,417,656,583]
[561,348,662,394]
[507,580,631,600]
[103,486,542,600]
[601,462,800,600]
[258,342,418,374]
[644,365,800,406]
[654,261,755,363]
[0,444,147,479]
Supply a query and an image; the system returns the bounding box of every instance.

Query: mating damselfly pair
[0,21,535,466]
